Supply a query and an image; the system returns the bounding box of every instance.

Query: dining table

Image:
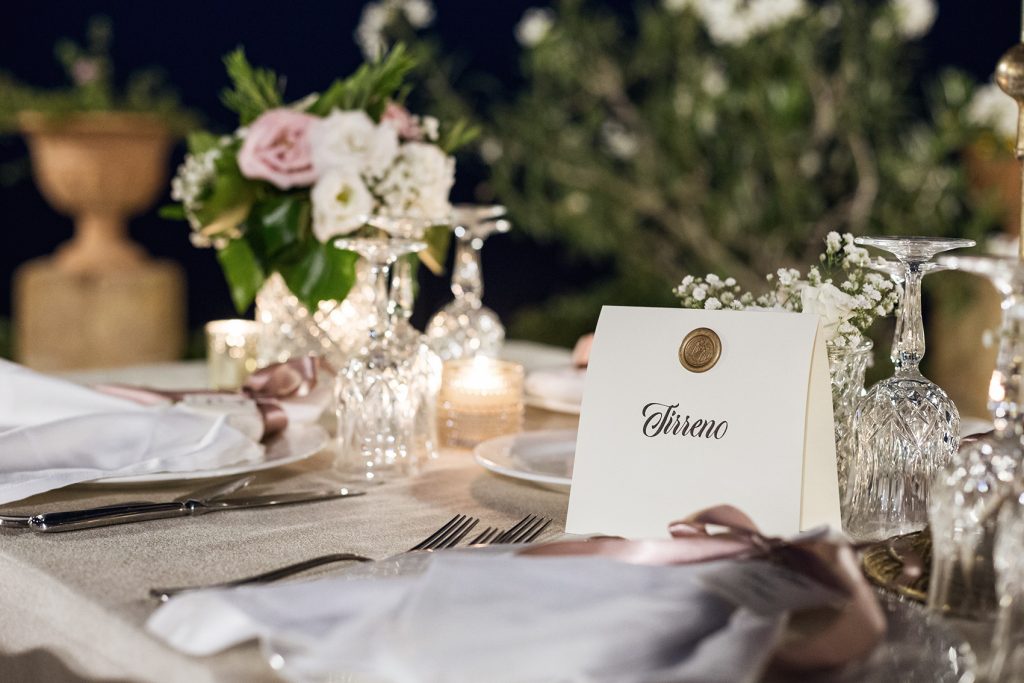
[0,340,579,683]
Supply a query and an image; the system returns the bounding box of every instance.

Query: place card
[566,306,839,538]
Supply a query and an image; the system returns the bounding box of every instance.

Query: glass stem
[392,257,414,322]
[992,294,1024,439]
[368,257,395,342]
[451,237,483,306]
[892,264,925,373]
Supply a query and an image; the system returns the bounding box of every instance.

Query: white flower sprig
[674,232,901,347]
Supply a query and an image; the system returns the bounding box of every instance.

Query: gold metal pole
[996,41,1024,260]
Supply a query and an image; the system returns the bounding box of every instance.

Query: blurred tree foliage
[369,0,1000,346]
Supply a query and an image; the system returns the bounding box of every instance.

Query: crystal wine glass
[990,489,1024,681]
[333,237,426,482]
[843,236,974,541]
[927,255,1024,620]
[426,205,510,360]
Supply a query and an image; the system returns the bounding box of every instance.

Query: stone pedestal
[14,258,186,371]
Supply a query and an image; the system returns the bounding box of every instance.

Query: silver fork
[150,513,480,601]
[464,514,553,547]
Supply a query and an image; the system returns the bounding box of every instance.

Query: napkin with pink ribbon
[0,359,332,503]
[147,506,884,683]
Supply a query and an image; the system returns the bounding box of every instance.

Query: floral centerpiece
[167,45,476,313]
[673,232,899,349]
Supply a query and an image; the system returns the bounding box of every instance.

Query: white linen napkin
[524,366,586,405]
[147,551,843,683]
[0,360,262,503]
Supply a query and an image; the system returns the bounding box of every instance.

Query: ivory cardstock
[566,306,839,538]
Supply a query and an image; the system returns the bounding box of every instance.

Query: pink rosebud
[381,101,423,141]
[572,333,594,368]
[71,58,100,86]
[237,109,319,189]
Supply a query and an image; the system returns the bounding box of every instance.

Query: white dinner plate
[524,366,586,415]
[524,394,582,415]
[87,423,330,485]
[474,429,575,491]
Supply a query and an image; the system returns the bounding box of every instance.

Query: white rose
[375,142,455,221]
[800,282,857,341]
[309,110,399,179]
[311,168,374,241]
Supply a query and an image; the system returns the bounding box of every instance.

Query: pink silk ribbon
[95,356,323,441]
[521,505,886,671]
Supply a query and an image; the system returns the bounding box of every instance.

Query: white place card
[566,306,839,538]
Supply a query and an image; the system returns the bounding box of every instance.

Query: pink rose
[237,109,318,189]
[381,101,423,141]
[572,333,594,368]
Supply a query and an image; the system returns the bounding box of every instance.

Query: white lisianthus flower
[890,0,936,39]
[311,168,374,241]
[309,110,399,179]
[801,282,858,341]
[967,83,1017,141]
[696,0,806,46]
[375,142,455,220]
[515,8,554,47]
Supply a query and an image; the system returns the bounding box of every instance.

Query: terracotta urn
[18,111,174,273]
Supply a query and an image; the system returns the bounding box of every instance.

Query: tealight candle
[205,319,261,390]
[439,358,524,447]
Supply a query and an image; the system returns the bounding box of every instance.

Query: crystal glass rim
[452,204,507,223]
[855,236,975,263]
[827,337,874,355]
[333,236,426,260]
[937,254,1024,278]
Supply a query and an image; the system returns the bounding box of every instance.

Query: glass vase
[254,269,375,368]
[828,338,873,500]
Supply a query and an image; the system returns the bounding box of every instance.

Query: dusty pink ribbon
[521,505,886,671]
[96,357,322,440]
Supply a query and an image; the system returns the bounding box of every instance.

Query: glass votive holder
[439,358,524,448]
[205,319,261,390]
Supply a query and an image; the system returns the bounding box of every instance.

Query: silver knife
[0,475,253,531]
[23,481,363,533]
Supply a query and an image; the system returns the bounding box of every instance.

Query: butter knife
[24,486,363,533]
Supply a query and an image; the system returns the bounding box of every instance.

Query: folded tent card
[567,306,840,538]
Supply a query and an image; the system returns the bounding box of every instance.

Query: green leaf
[158,204,185,220]
[194,150,256,226]
[308,43,418,119]
[420,223,451,275]
[439,119,480,154]
[217,238,265,313]
[278,243,359,310]
[220,48,284,124]
[242,195,309,261]
[186,130,219,155]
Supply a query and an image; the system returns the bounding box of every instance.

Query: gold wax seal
[679,327,721,373]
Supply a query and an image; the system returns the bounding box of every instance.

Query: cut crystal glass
[844,236,973,541]
[333,237,427,482]
[426,205,510,360]
[927,255,1024,620]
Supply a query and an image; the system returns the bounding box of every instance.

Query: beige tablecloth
[0,341,578,683]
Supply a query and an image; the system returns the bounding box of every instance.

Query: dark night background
[0,1,1016,352]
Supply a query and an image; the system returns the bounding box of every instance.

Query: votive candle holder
[439,358,524,447]
[205,319,261,390]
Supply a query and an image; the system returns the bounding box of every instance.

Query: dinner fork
[464,514,553,546]
[150,513,480,601]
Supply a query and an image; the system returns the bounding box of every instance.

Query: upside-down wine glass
[426,205,510,360]
[843,236,974,541]
[333,237,426,482]
[926,255,1024,621]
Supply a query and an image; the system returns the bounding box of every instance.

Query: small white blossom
[705,297,723,310]
[890,0,936,39]
[515,8,555,47]
[375,141,455,220]
[402,0,435,28]
[601,120,639,159]
[692,286,707,301]
[967,83,1017,140]
[691,0,807,46]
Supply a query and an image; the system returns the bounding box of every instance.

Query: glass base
[426,300,505,361]
[845,374,960,541]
